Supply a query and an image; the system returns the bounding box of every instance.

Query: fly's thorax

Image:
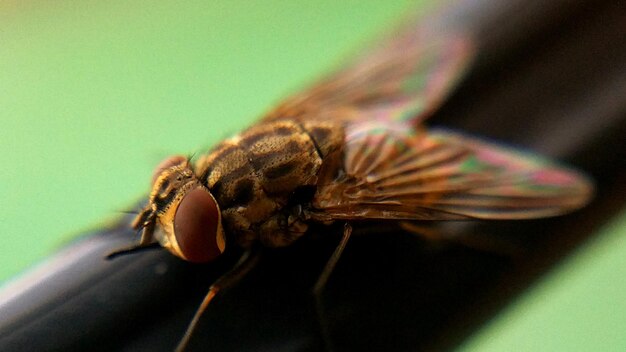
[194,119,344,247]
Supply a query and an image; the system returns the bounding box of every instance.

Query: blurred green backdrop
[0,0,418,281]
[0,0,624,351]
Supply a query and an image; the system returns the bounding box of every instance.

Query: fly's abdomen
[195,119,343,247]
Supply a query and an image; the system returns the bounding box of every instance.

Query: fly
[108,9,593,352]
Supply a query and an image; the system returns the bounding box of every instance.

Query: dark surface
[0,0,624,351]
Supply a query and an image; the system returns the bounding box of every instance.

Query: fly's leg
[175,249,261,352]
[313,223,352,351]
[106,223,159,259]
[105,242,161,259]
[398,221,442,241]
[313,223,352,295]
[400,221,521,257]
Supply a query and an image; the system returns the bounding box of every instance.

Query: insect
[108,10,593,352]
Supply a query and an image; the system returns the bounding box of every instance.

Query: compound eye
[151,155,187,185]
[173,186,223,263]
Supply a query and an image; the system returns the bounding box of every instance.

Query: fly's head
[134,155,226,263]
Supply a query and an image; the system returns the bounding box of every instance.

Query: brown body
[112,16,594,351]
[195,118,344,248]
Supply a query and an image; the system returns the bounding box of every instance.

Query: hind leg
[312,223,352,351]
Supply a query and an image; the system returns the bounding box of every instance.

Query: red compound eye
[151,155,187,185]
[173,186,222,263]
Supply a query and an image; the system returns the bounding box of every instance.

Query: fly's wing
[262,13,474,126]
[313,121,593,221]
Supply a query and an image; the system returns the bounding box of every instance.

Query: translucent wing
[312,121,593,221]
[262,14,474,126]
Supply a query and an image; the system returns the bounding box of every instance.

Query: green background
[0,1,624,351]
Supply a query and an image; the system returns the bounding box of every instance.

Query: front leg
[176,249,261,352]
